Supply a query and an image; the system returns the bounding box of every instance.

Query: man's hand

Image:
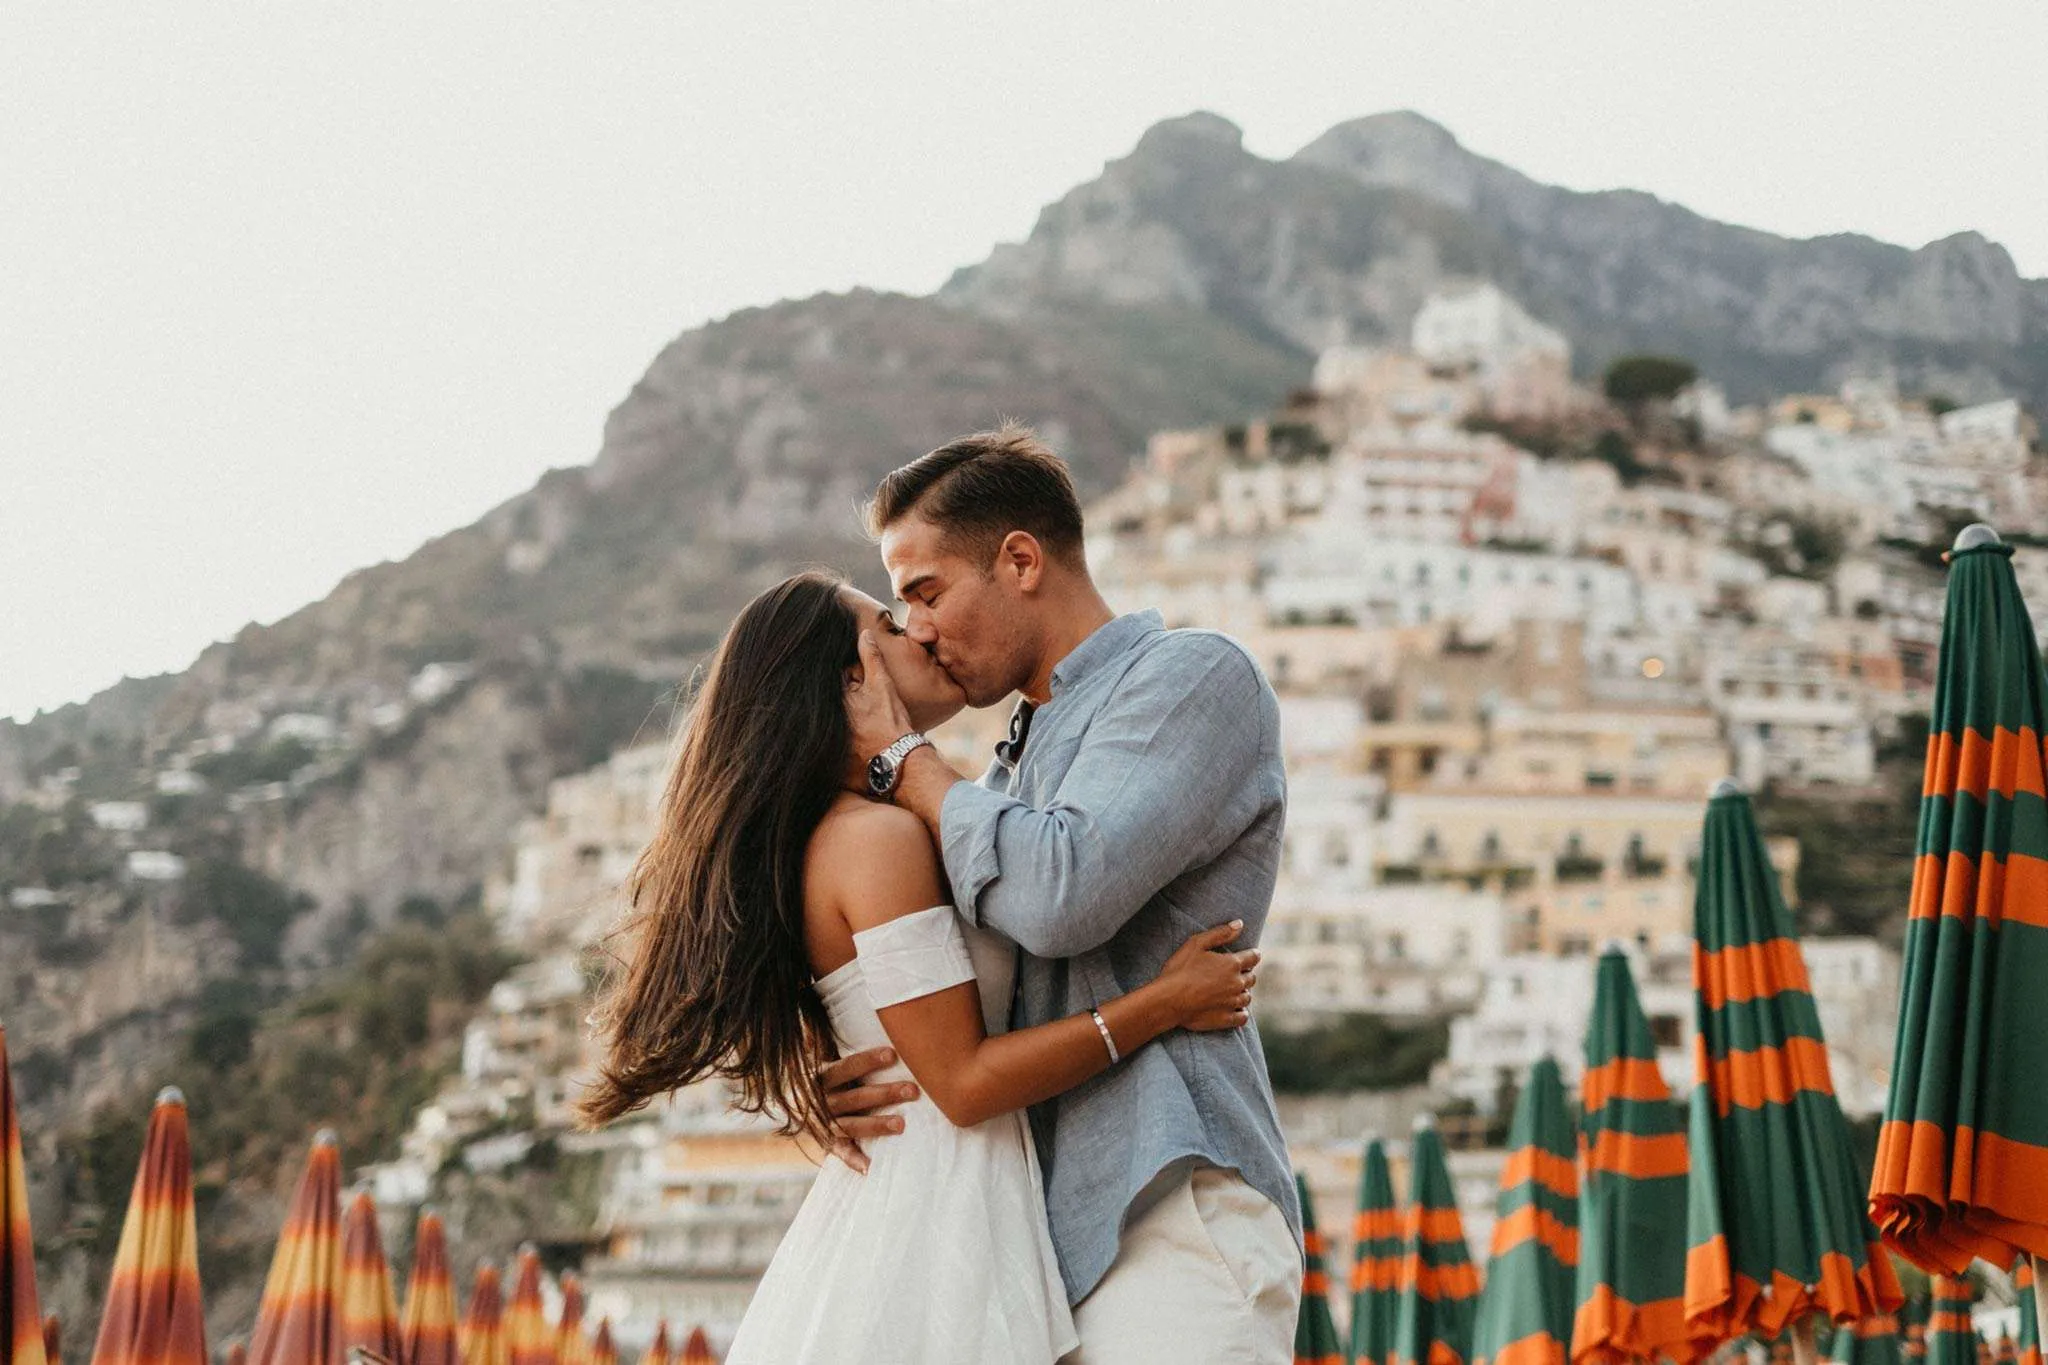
[820,1046,919,1175]
[845,631,918,770]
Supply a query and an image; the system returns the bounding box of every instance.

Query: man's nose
[905,612,939,647]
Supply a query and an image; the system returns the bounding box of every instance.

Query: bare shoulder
[807,799,946,932]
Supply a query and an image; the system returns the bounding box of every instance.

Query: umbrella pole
[1791,1314,1821,1365]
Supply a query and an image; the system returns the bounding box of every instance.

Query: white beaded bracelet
[1089,1008,1121,1064]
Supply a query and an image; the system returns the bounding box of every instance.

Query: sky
[4,1,2045,723]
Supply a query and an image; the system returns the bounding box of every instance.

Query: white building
[89,800,149,833]
[1411,282,1569,374]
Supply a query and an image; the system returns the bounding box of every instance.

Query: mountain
[5,106,2045,1147]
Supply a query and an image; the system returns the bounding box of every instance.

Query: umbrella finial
[155,1085,186,1106]
[1710,777,1745,799]
[313,1127,340,1147]
[1412,1111,1438,1132]
[1954,522,2005,553]
[1599,937,1629,956]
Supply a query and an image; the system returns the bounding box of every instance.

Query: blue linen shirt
[939,608,1302,1304]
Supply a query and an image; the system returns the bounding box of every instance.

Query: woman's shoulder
[808,798,944,929]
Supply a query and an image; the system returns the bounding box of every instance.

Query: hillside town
[201,281,2035,1352]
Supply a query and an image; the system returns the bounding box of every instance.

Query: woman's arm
[831,804,1256,1130]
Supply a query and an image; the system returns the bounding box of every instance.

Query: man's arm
[845,629,1273,959]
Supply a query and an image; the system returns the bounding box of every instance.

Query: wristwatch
[866,732,933,800]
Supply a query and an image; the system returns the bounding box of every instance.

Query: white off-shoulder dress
[723,905,1080,1364]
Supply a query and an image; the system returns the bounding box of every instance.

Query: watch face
[867,754,893,796]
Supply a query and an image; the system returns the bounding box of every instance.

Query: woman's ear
[844,663,864,692]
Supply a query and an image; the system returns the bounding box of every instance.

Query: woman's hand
[1155,919,1259,1032]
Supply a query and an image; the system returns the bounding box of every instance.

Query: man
[831,423,1302,1364]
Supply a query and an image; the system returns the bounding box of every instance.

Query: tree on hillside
[1603,354,1698,406]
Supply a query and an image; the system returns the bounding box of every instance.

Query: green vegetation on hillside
[1260,1012,1450,1093]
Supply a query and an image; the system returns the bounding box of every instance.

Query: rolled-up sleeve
[938,635,1268,959]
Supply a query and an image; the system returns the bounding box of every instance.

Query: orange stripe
[1571,1282,1693,1365]
[1354,1209,1401,1240]
[1703,1036,1838,1113]
[1872,1121,2048,1272]
[1395,1259,1481,1299]
[1909,850,2048,929]
[1305,1229,1329,1256]
[1403,1206,1471,1242]
[1479,1332,1569,1365]
[1923,727,2048,803]
[1694,938,1813,1011]
[1584,1129,1688,1180]
[1304,1270,1331,1296]
[1487,1202,1580,1265]
[1582,1057,1673,1109]
[1350,1255,1403,1292]
[1498,1146,1578,1200]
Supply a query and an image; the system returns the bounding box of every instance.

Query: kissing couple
[582,425,1303,1363]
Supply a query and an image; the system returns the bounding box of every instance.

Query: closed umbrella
[590,1319,617,1365]
[89,1087,208,1365]
[43,1315,60,1365]
[2,1023,48,1365]
[1903,1295,1931,1365]
[1297,1172,1344,1365]
[339,1192,402,1364]
[503,1250,553,1365]
[1830,1315,1905,1365]
[553,1273,590,1365]
[678,1327,715,1365]
[2018,1260,2041,1365]
[1573,945,1693,1365]
[1927,1276,1980,1365]
[639,1322,672,1365]
[1352,1137,1402,1365]
[247,1131,345,1365]
[400,1212,459,1365]
[225,1345,247,1365]
[1473,1057,1579,1365]
[457,1264,506,1365]
[1871,526,2048,1297]
[1999,1334,2020,1365]
[1390,1116,1480,1365]
[1684,781,1903,1359]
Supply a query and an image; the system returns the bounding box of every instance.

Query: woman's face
[841,587,968,732]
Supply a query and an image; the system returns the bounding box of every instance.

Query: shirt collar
[1047,609,1164,699]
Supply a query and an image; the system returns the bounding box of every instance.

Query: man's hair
[864,423,1086,570]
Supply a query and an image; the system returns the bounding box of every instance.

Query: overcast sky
[4,1,2045,723]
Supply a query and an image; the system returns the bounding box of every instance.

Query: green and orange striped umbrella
[1473,1057,1579,1365]
[1903,1294,1932,1365]
[1684,781,1904,1348]
[458,1264,507,1365]
[1297,1172,1344,1365]
[678,1326,715,1365]
[503,1250,554,1365]
[1928,1276,1981,1365]
[1831,1315,1906,1365]
[1573,946,1693,1365]
[640,1322,672,1365]
[2018,1260,2041,1365]
[89,1086,209,1365]
[247,1130,346,1365]
[1998,1333,2020,1365]
[339,1192,402,1363]
[401,1212,459,1365]
[1352,1136,1402,1365]
[1390,1116,1479,1365]
[1,1022,47,1365]
[553,1272,590,1365]
[589,1319,617,1365]
[1872,525,2048,1273]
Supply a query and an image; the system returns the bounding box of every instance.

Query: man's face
[879,515,1032,708]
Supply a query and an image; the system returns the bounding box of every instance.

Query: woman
[580,571,1259,1363]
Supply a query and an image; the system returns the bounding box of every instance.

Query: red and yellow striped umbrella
[1872,525,2048,1272]
[1473,1056,1579,1365]
[589,1319,617,1365]
[458,1264,507,1365]
[503,1250,554,1365]
[90,1086,209,1365]
[1296,1172,1344,1365]
[339,1192,402,1363]
[247,1130,345,1365]
[1391,1116,1480,1365]
[1352,1137,1402,1365]
[1927,1276,1980,1365]
[1830,1315,1905,1365]
[678,1326,715,1365]
[401,1212,460,1365]
[1684,782,1903,1350]
[1,1022,48,1365]
[639,1322,672,1365]
[1573,946,1694,1365]
[553,1273,590,1365]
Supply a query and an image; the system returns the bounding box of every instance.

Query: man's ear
[999,530,1045,592]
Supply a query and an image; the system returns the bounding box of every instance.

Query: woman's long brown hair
[577,571,859,1137]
